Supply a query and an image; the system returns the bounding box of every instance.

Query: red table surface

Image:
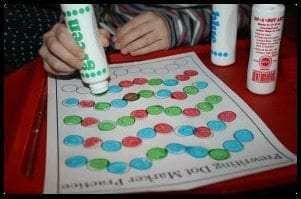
[4,36,297,194]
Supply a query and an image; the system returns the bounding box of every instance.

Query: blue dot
[207,120,226,131]
[163,79,178,86]
[107,162,129,174]
[129,158,152,170]
[111,99,128,108]
[193,81,208,89]
[137,128,156,139]
[63,135,84,146]
[156,89,172,98]
[218,52,223,57]
[176,125,195,136]
[214,51,218,56]
[101,140,122,152]
[166,143,186,154]
[62,98,79,106]
[234,129,254,142]
[65,156,88,168]
[186,146,208,158]
[223,52,228,57]
[108,85,122,93]
[223,140,244,152]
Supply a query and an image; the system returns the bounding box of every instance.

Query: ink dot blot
[171,91,187,100]
[123,93,140,101]
[183,70,198,76]
[193,81,208,89]
[117,116,135,126]
[122,136,142,147]
[138,90,154,98]
[87,158,109,171]
[63,135,84,146]
[79,100,95,108]
[83,137,102,149]
[194,126,213,138]
[129,158,152,170]
[111,99,128,108]
[101,140,122,152]
[223,140,244,152]
[163,79,178,86]
[205,95,222,104]
[156,89,172,99]
[133,77,148,85]
[175,74,190,81]
[107,162,129,174]
[218,111,237,122]
[137,128,156,139]
[146,105,164,115]
[175,125,195,136]
[108,85,122,93]
[207,120,226,131]
[72,10,78,15]
[94,102,111,111]
[130,109,148,119]
[196,102,214,111]
[146,147,168,160]
[164,106,182,116]
[79,8,84,14]
[98,120,117,131]
[186,146,208,158]
[119,80,133,88]
[81,117,99,127]
[183,85,199,95]
[209,149,230,160]
[234,129,254,142]
[65,156,88,168]
[63,115,82,125]
[154,123,173,134]
[62,98,79,107]
[148,78,163,86]
[166,143,186,154]
[183,108,200,117]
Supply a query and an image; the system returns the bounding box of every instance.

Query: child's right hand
[39,22,110,75]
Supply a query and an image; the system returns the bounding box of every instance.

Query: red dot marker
[122,136,142,147]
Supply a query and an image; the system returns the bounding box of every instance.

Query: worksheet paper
[44,52,296,194]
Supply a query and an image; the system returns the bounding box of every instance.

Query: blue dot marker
[166,143,186,154]
[163,79,178,86]
[234,129,254,142]
[65,156,88,168]
[186,146,208,158]
[107,162,129,174]
[111,99,128,108]
[108,85,122,93]
[62,98,79,107]
[129,158,152,170]
[176,125,195,136]
[223,140,244,152]
[207,120,226,131]
[137,128,156,139]
[156,89,172,99]
[101,140,122,152]
[63,135,84,146]
[193,81,208,89]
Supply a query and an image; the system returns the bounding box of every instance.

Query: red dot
[119,80,133,87]
[154,123,174,134]
[83,137,102,148]
[183,108,201,117]
[184,70,198,77]
[171,91,187,100]
[133,77,148,85]
[130,109,148,119]
[218,111,236,122]
[122,136,142,147]
[194,126,213,138]
[81,117,99,127]
[79,100,95,108]
[175,74,190,81]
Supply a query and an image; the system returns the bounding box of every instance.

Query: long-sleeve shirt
[93,4,251,49]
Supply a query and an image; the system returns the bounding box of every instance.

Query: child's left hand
[112,11,170,56]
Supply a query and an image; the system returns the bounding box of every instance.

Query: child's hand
[39,23,110,75]
[112,11,170,56]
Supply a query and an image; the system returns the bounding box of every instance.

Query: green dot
[85,73,90,78]
[98,121,117,131]
[196,102,214,111]
[67,11,72,16]
[94,102,111,111]
[164,106,182,116]
[183,86,199,95]
[146,147,168,160]
[88,158,110,170]
[209,148,230,160]
[63,115,82,125]
[91,72,96,77]
[102,68,107,73]
[62,12,66,17]
[85,6,90,12]
[79,8,85,14]
[138,90,154,98]
[146,105,164,115]
[148,78,163,86]
[117,116,135,126]
[81,73,85,78]
[72,10,78,15]
[97,70,102,76]
[205,95,222,104]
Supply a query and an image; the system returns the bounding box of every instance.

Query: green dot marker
[209,149,230,160]
[148,78,163,86]
[196,102,214,112]
[98,121,117,131]
[63,115,82,125]
[146,105,164,115]
[94,102,111,111]
[88,158,110,170]
[205,95,222,104]
[146,147,168,160]
[117,116,135,126]
[183,86,199,95]
[138,90,155,98]
[164,106,182,116]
